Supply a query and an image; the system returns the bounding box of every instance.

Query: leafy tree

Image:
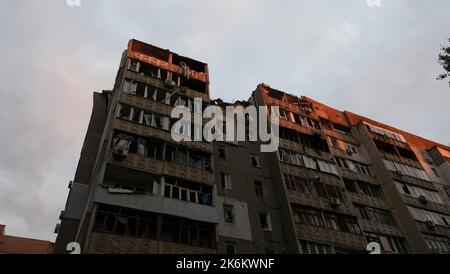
[437,38,450,86]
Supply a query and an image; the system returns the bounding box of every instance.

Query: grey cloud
[0,0,449,241]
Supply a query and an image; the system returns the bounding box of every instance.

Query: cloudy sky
[0,0,449,241]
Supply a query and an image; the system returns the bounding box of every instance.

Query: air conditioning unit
[330,197,341,207]
[419,195,428,204]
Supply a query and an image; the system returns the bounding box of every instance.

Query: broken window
[123,79,137,95]
[175,148,188,166]
[128,59,140,72]
[152,113,169,130]
[146,139,164,160]
[218,146,227,160]
[118,104,132,120]
[259,212,272,231]
[250,154,261,168]
[131,108,142,123]
[189,151,204,169]
[112,134,134,157]
[163,177,213,206]
[221,173,232,190]
[143,111,153,126]
[135,82,147,97]
[223,204,234,223]
[300,241,333,254]
[343,178,358,193]
[255,180,264,197]
[328,136,341,149]
[225,243,237,254]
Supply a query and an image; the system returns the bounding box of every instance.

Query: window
[295,206,361,234]
[163,177,213,206]
[354,203,369,220]
[118,104,132,120]
[254,181,264,197]
[223,204,235,223]
[250,154,261,168]
[328,136,342,149]
[366,123,405,142]
[302,155,318,170]
[300,241,333,254]
[336,157,373,177]
[131,108,142,123]
[346,145,358,154]
[357,181,383,198]
[295,207,325,228]
[407,206,450,227]
[431,168,440,178]
[383,159,430,181]
[123,79,137,95]
[218,147,227,160]
[343,178,358,193]
[365,233,409,254]
[395,181,444,204]
[355,204,396,226]
[128,60,140,72]
[259,212,272,231]
[424,234,450,254]
[221,173,232,190]
[225,243,237,254]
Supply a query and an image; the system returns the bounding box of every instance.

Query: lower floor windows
[365,232,409,254]
[424,234,450,253]
[163,177,213,206]
[293,205,362,235]
[300,240,334,254]
[93,204,217,249]
[225,242,237,254]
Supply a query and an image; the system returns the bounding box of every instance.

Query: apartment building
[55,39,217,254]
[54,39,450,254]
[252,84,450,254]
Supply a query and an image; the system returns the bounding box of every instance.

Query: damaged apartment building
[54,39,450,254]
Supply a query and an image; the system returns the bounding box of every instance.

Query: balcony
[112,118,213,153]
[119,91,172,117]
[94,186,219,224]
[295,224,366,250]
[402,195,450,216]
[379,150,422,169]
[279,119,321,138]
[279,138,332,161]
[416,222,450,238]
[390,171,435,190]
[357,219,403,237]
[348,192,386,210]
[124,70,210,102]
[106,152,215,185]
[87,232,217,254]
[369,131,410,150]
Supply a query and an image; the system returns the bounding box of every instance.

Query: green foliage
[437,38,450,86]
